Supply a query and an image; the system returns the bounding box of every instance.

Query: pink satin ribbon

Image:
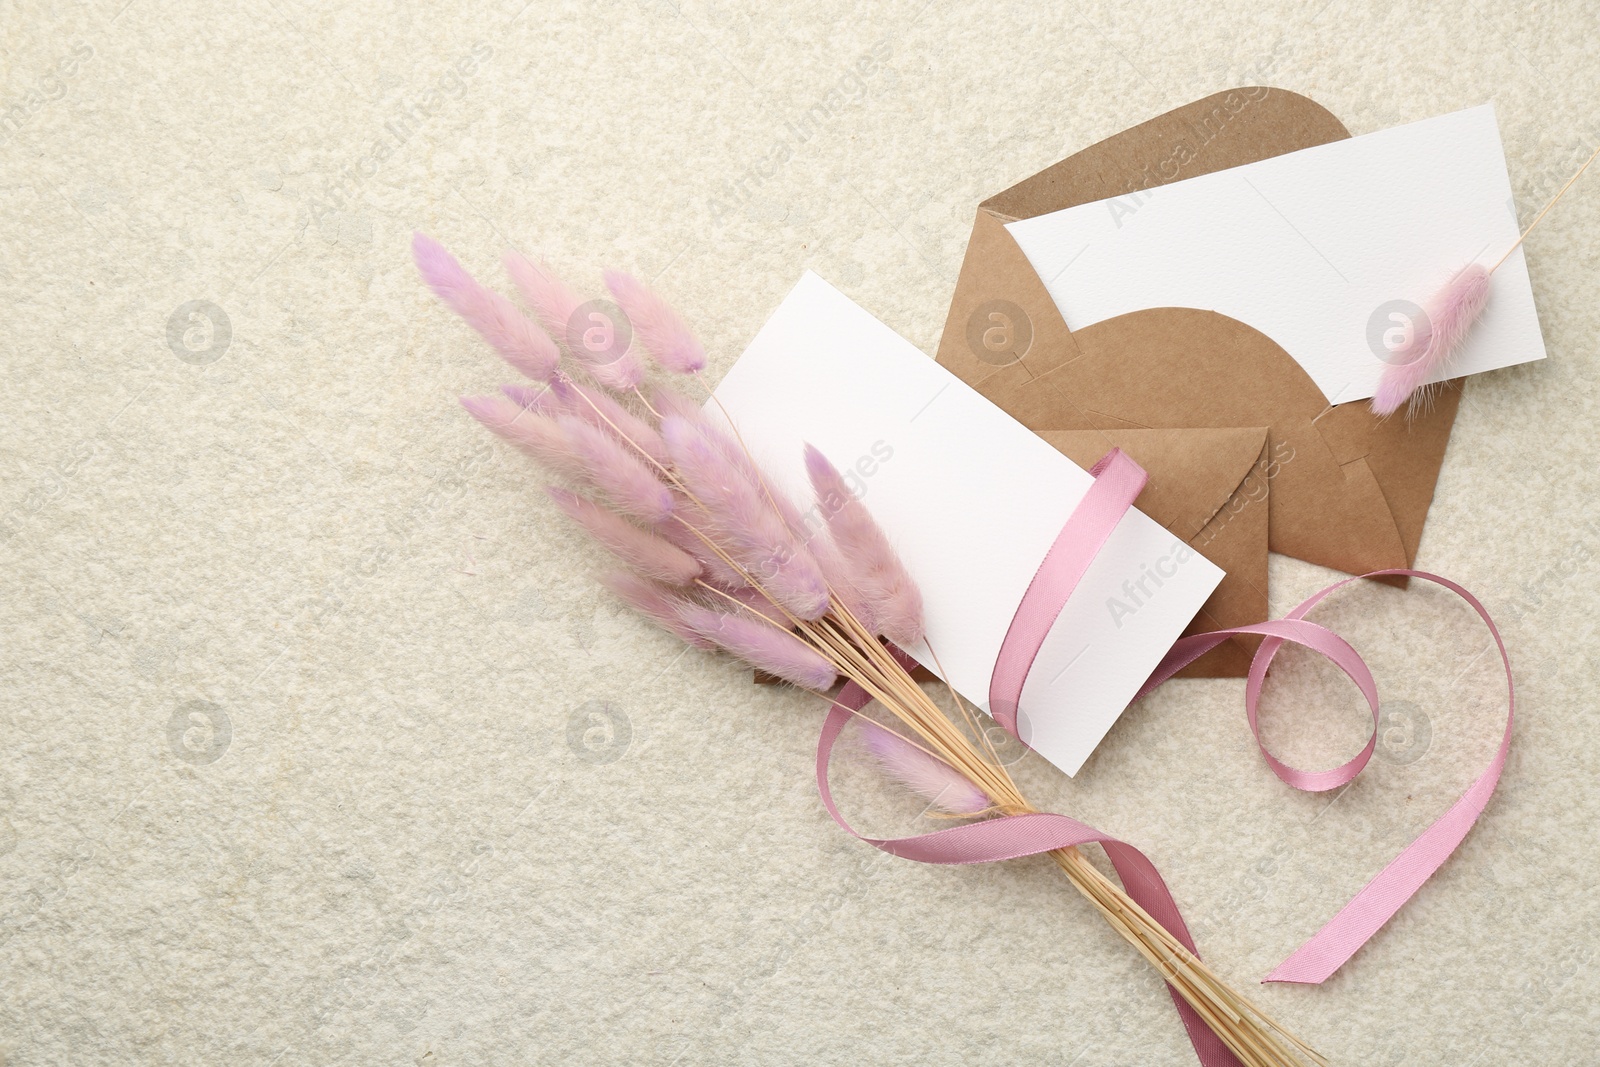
[816,449,1513,1066]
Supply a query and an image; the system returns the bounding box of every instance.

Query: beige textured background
[3,1,1598,1064]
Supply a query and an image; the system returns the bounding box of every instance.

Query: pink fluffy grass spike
[662,416,829,620]
[859,722,991,816]
[558,417,674,525]
[459,394,585,480]
[601,572,714,650]
[546,488,701,586]
[505,251,645,392]
[413,234,560,383]
[677,605,837,690]
[604,269,707,375]
[503,251,585,341]
[1371,264,1492,417]
[502,379,668,466]
[803,444,924,646]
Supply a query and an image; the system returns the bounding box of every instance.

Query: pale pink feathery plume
[558,416,673,525]
[1368,143,1600,417]
[657,493,746,589]
[655,384,811,534]
[460,395,585,480]
[653,385,747,473]
[466,393,672,521]
[546,488,701,586]
[504,379,667,465]
[1371,264,1492,418]
[604,269,707,374]
[718,582,791,627]
[504,250,645,392]
[858,722,991,816]
[503,250,585,338]
[600,572,713,649]
[804,444,924,646]
[677,605,837,689]
[499,381,557,411]
[662,416,829,620]
[650,383,705,424]
[806,529,877,633]
[413,234,560,382]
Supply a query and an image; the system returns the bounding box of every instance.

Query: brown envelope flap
[1036,427,1268,540]
[982,88,1350,222]
[937,88,1352,398]
[979,307,1433,574]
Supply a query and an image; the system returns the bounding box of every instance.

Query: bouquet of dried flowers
[411,233,1325,1067]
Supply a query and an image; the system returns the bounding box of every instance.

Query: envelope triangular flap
[992,306,1416,575]
[981,87,1351,221]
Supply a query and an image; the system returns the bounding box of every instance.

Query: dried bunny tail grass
[451,254,1321,1067]
[604,268,707,374]
[466,394,670,523]
[601,572,713,649]
[804,444,924,646]
[413,234,560,382]
[460,395,584,480]
[503,250,584,339]
[505,378,667,465]
[547,488,700,585]
[504,250,645,391]
[659,494,746,589]
[678,604,836,689]
[499,382,558,411]
[858,721,991,816]
[650,383,705,424]
[718,583,791,626]
[653,385,758,477]
[807,530,878,633]
[662,415,828,620]
[575,339,646,393]
[1371,264,1491,418]
[655,384,811,534]
[558,416,674,525]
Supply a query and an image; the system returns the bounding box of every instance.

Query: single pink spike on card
[1371,264,1491,417]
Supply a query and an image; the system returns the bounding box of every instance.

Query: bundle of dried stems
[412,233,1326,1067]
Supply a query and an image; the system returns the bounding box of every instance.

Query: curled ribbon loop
[815,449,1513,1066]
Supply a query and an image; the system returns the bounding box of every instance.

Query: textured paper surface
[710,272,1222,776]
[3,3,1599,1065]
[1006,104,1547,405]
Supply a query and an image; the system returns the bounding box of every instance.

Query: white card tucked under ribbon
[710,272,1222,777]
[1006,103,1546,406]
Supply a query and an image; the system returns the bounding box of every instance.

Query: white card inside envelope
[709,272,1222,777]
[1006,103,1546,406]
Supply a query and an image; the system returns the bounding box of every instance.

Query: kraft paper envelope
[935,88,1464,584]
